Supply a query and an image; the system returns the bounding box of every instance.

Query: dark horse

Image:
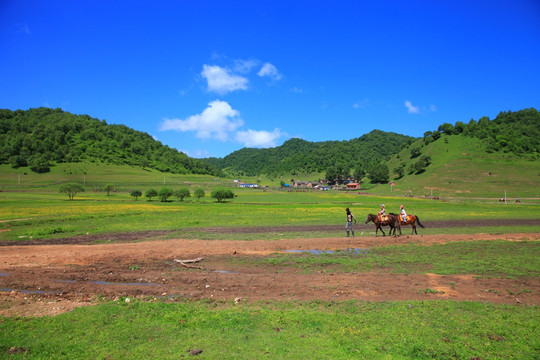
[391,213,425,235]
[365,213,399,236]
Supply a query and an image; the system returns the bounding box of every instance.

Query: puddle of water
[212,270,238,274]
[54,279,160,286]
[173,266,239,274]
[284,248,369,255]
[1,287,62,295]
[0,273,10,277]
[90,281,160,286]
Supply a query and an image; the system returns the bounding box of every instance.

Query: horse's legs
[411,224,416,235]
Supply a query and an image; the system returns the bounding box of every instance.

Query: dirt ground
[1,225,539,317]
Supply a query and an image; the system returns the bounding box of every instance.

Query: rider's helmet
[400,204,403,209]
[381,204,384,208]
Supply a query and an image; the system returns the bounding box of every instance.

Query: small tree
[158,188,173,202]
[104,184,114,196]
[438,122,456,135]
[174,188,191,201]
[59,183,85,200]
[145,188,158,201]
[194,188,205,201]
[413,155,431,174]
[211,188,235,203]
[130,189,142,200]
[410,147,421,159]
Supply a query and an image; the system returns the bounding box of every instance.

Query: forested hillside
[0,107,222,176]
[204,130,415,178]
[383,108,540,197]
[423,108,540,154]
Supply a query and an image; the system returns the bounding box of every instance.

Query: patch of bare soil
[1,232,539,317]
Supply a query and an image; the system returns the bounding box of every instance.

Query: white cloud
[235,128,285,148]
[201,65,249,94]
[404,100,420,114]
[234,59,259,73]
[160,100,243,141]
[257,63,282,81]
[183,149,211,158]
[430,104,437,112]
[289,86,303,93]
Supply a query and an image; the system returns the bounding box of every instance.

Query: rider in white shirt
[400,204,407,223]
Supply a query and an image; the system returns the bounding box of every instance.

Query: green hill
[0,107,221,176]
[385,108,540,198]
[204,130,415,177]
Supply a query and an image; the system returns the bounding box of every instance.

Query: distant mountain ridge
[1,107,537,184]
[204,130,416,176]
[0,107,222,176]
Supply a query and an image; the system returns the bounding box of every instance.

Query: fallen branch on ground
[174,257,205,270]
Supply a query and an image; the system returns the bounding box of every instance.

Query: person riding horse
[390,208,426,235]
[378,204,386,221]
[400,204,407,223]
[365,212,399,237]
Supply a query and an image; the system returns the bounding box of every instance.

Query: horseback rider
[400,204,407,223]
[378,204,386,221]
[345,208,357,237]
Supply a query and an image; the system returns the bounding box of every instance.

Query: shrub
[158,188,173,202]
[130,190,142,200]
[211,188,235,203]
[174,188,191,201]
[194,188,205,201]
[59,183,85,200]
[145,189,158,201]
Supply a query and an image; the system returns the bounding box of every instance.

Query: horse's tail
[416,215,425,228]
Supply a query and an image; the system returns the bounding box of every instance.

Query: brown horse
[391,213,425,235]
[364,213,399,236]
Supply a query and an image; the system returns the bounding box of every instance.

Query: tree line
[59,183,235,203]
[204,130,415,180]
[0,107,222,176]
[422,107,540,154]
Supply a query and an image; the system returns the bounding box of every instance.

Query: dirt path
[1,232,539,317]
[2,218,539,246]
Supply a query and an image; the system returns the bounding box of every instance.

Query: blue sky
[1,1,539,158]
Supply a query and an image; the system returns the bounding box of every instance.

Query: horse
[391,213,425,235]
[364,213,399,236]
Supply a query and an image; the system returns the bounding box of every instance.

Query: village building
[238,182,258,188]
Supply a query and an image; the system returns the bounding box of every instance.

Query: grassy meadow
[1,169,540,242]
[1,162,539,359]
[1,299,538,359]
[386,135,540,199]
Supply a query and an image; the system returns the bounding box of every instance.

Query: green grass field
[1,183,539,243]
[1,299,538,359]
[1,163,539,359]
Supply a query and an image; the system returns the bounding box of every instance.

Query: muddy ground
[1,221,539,317]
